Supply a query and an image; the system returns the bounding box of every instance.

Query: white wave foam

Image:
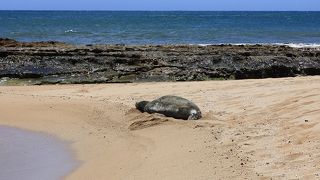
[194,43,320,49]
[197,44,212,46]
[64,29,77,33]
[276,43,320,49]
[0,77,8,85]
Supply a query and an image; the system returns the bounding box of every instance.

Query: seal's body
[136,96,202,120]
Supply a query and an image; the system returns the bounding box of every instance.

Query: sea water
[0,11,320,45]
[0,125,78,180]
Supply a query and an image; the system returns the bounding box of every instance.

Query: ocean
[1,11,320,45]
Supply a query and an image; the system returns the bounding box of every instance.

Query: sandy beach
[0,76,320,179]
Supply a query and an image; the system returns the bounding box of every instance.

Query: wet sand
[0,76,319,179]
[0,126,78,180]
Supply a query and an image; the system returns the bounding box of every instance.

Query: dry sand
[0,76,319,179]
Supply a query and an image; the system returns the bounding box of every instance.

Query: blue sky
[1,0,320,11]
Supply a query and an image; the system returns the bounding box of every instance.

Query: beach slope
[0,76,320,179]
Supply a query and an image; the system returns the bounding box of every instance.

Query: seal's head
[135,101,150,112]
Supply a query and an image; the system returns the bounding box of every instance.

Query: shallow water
[0,125,78,180]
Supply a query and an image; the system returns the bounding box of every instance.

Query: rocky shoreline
[0,38,319,85]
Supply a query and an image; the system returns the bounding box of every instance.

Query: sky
[1,0,320,11]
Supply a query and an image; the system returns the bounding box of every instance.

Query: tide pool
[0,125,78,180]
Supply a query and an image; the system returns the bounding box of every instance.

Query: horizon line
[1,10,320,12]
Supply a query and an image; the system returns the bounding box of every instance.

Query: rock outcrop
[0,38,319,84]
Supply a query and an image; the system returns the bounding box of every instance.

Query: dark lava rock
[0,38,320,84]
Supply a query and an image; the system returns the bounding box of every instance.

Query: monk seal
[135,95,202,120]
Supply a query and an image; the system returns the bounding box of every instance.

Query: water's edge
[0,125,79,180]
